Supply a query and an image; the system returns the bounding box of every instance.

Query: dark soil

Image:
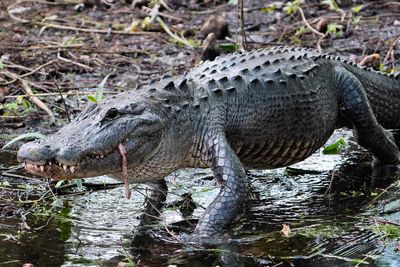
[1,0,399,143]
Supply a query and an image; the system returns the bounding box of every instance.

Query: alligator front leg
[138,179,168,227]
[190,132,249,242]
[131,179,168,248]
[336,66,400,167]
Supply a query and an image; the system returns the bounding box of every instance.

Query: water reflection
[1,129,399,266]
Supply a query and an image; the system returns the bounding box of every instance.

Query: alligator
[17,47,400,242]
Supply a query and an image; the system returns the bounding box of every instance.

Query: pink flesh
[118,143,131,199]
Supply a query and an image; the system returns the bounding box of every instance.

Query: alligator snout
[17,140,57,165]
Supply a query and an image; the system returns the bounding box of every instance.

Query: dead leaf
[200,15,229,40]
[201,32,219,61]
[316,17,328,33]
[280,224,291,237]
[359,53,380,69]
[0,87,9,96]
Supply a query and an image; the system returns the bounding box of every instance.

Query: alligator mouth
[21,151,118,179]
[22,143,133,199]
[24,153,105,173]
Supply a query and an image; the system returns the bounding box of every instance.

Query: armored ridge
[17,47,400,242]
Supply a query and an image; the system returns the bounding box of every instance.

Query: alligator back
[185,47,400,168]
[187,47,340,168]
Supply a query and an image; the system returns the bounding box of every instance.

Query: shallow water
[1,130,399,266]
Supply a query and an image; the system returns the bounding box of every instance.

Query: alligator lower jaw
[24,162,84,180]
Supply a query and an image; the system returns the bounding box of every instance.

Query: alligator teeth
[100,155,104,159]
[70,166,75,174]
[63,165,68,172]
[40,165,45,172]
[59,162,62,166]
[48,162,52,166]
[96,155,100,159]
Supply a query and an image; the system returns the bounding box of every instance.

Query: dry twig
[142,6,185,22]
[384,35,400,65]
[157,17,196,48]
[52,78,71,123]
[297,7,326,51]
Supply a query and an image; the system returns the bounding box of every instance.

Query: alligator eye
[104,108,119,120]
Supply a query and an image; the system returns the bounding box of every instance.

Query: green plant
[64,36,86,46]
[219,43,238,53]
[352,16,362,25]
[321,0,340,12]
[87,73,111,103]
[295,26,307,37]
[352,4,364,14]
[0,96,38,116]
[379,224,400,238]
[326,23,344,37]
[323,137,347,154]
[284,0,304,15]
[260,5,277,13]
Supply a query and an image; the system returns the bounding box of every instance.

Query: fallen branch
[2,70,56,124]
[157,17,196,48]
[0,59,58,86]
[57,52,93,72]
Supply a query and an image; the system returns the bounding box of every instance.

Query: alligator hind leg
[335,66,400,166]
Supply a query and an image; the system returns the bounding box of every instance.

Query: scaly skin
[17,47,400,242]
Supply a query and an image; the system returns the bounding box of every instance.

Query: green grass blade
[2,132,47,149]
[96,73,112,103]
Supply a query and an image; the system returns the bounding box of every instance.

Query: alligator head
[17,94,164,180]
